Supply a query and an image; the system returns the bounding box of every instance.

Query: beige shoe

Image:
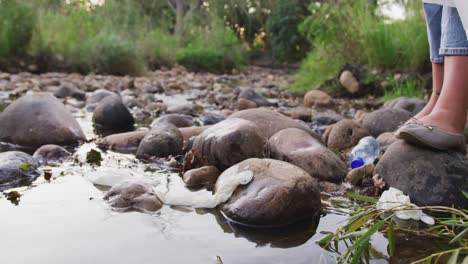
[396,123,466,154]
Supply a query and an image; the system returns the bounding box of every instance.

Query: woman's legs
[414,62,444,119]
[418,56,468,133]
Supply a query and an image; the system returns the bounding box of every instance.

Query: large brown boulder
[93,95,134,132]
[374,140,468,208]
[323,119,371,151]
[192,118,268,170]
[0,93,86,148]
[220,158,321,227]
[361,108,412,137]
[228,108,322,142]
[269,128,346,182]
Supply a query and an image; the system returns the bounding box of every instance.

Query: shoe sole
[399,130,466,154]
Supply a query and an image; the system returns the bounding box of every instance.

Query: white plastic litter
[376,187,435,225]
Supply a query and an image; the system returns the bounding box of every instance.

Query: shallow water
[0,96,452,264]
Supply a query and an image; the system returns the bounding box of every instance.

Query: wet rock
[96,131,147,154]
[52,83,86,100]
[304,90,332,107]
[237,98,258,110]
[183,166,220,189]
[93,95,134,132]
[167,103,201,116]
[144,102,168,113]
[0,93,86,148]
[201,112,225,126]
[228,108,323,142]
[86,89,117,111]
[346,164,375,185]
[151,114,195,128]
[32,144,71,165]
[361,108,412,137]
[374,140,468,208]
[136,124,183,159]
[269,128,346,182]
[384,97,427,116]
[0,151,39,189]
[376,132,398,152]
[339,70,359,94]
[323,119,371,151]
[104,182,163,212]
[220,158,321,227]
[286,107,312,121]
[179,126,210,147]
[192,118,268,170]
[238,87,272,107]
[311,110,344,125]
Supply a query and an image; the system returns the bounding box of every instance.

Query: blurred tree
[166,0,201,36]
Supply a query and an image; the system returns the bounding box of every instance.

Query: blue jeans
[424,3,468,64]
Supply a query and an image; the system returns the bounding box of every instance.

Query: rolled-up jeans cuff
[431,56,444,63]
[440,47,468,56]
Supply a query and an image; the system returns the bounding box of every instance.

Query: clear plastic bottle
[349,136,380,169]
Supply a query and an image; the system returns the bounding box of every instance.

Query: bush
[139,30,178,68]
[265,0,310,62]
[0,0,36,58]
[178,17,245,72]
[77,33,144,75]
[177,45,229,72]
[291,0,429,94]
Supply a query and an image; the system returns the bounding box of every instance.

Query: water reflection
[210,209,321,249]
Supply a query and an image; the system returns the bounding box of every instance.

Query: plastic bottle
[349,136,380,169]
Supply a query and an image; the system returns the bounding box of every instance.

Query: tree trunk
[174,0,185,36]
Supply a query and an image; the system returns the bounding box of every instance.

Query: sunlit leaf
[345,192,378,203]
[350,238,370,264]
[346,213,376,233]
[447,249,460,264]
[317,233,334,248]
[388,221,395,257]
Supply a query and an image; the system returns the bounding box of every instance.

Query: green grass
[383,79,425,102]
[0,0,35,58]
[291,0,429,94]
[3,0,246,75]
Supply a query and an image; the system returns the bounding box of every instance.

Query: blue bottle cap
[351,157,365,169]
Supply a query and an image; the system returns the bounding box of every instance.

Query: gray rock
[0,151,39,190]
[384,97,427,116]
[97,131,147,154]
[201,112,225,126]
[33,144,71,165]
[0,93,86,148]
[192,118,268,170]
[361,108,412,137]
[151,114,195,128]
[104,182,163,212]
[53,83,86,101]
[136,124,183,159]
[269,128,346,182]
[323,119,371,151]
[167,103,201,116]
[374,140,468,208]
[93,95,134,132]
[86,89,117,111]
[220,158,321,227]
[238,87,272,107]
[228,108,323,142]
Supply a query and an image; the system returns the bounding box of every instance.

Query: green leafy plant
[383,79,425,102]
[319,192,468,264]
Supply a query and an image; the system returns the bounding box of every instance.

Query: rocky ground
[0,66,466,227]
